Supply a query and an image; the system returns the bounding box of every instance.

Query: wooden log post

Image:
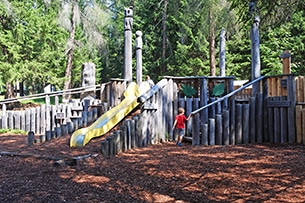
[256,93,263,143]
[209,118,215,145]
[242,104,250,144]
[35,107,40,134]
[27,131,35,146]
[249,97,256,143]
[215,114,223,145]
[287,75,296,143]
[101,140,109,157]
[119,125,127,152]
[201,123,208,145]
[1,104,7,129]
[25,108,31,132]
[223,110,230,145]
[280,50,291,74]
[136,30,143,85]
[235,104,242,144]
[123,7,133,82]
[229,98,236,145]
[219,28,226,76]
[250,2,261,96]
[107,135,114,156]
[167,79,174,141]
[8,111,13,129]
[192,98,200,146]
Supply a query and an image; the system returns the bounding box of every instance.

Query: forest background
[0,0,304,98]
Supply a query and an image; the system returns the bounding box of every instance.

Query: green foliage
[0,128,27,135]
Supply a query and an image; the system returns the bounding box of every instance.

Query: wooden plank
[296,105,302,143]
[268,107,274,143]
[277,77,281,96]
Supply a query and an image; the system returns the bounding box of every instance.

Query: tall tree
[57,0,110,101]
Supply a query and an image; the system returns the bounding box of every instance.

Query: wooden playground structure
[1,72,305,156]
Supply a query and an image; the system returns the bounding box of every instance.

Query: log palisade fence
[1,74,305,156]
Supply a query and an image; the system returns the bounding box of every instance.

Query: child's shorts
[177,128,185,137]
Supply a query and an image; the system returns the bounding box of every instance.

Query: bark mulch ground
[1,132,305,203]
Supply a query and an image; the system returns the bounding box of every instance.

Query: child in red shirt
[172,107,192,147]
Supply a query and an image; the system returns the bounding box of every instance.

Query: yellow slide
[70,82,150,147]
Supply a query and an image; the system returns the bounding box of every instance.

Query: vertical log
[273,107,280,143]
[8,111,13,129]
[101,140,109,157]
[123,7,133,81]
[242,104,249,144]
[223,110,229,145]
[25,108,31,132]
[130,119,136,148]
[209,118,215,145]
[186,98,192,137]
[229,98,236,145]
[256,93,263,143]
[1,104,7,129]
[192,98,200,146]
[119,125,127,152]
[249,97,256,143]
[30,108,35,132]
[14,111,20,130]
[167,79,174,141]
[280,107,288,143]
[40,105,46,134]
[302,109,305,145]
[136,30,143,85]
[262,77,269,142]
[200,78,208,124]
[296,105,302,143]
[235,104,242,144]
[107,135,114,156]
[45,95,51,131]
[201,123,208,145]
[36,107,40,134]
[287,75,296,143]
[27,131,35,146]
[268,107,274,143]
[215,114,223,145]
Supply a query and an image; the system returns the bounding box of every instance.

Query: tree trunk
[5,82,15,99]
[161,0,168,74]
[63,1,77,102]
[209,10,216,76]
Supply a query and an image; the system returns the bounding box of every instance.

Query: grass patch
[20,96,62,105]
[0,128,27,135]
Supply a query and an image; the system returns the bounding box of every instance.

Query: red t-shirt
[175,114,187,129]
